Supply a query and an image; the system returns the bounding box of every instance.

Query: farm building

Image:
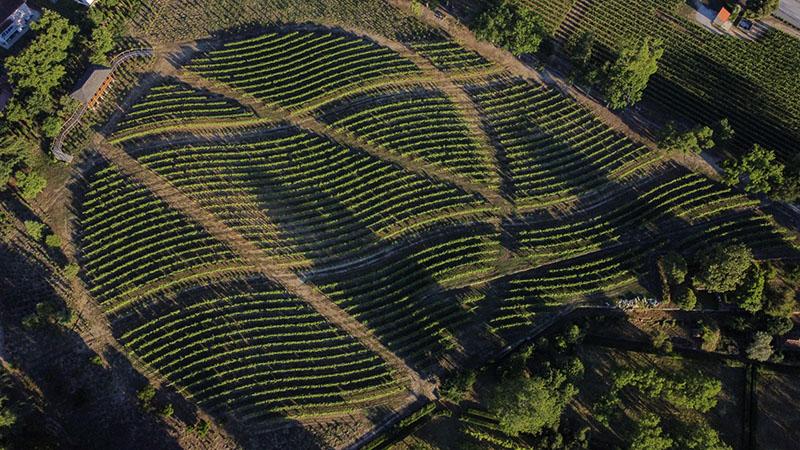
[713,7,733,30]
[70,66,113,109]
[0,0,37,49]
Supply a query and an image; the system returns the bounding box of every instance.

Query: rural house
[713,7,733,30]
[0,0,37,49]
[70,66,113,109]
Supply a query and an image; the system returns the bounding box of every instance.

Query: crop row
[127,126,492,270]
[78,164,238,308]
[187,30,421,109]
[410,39,493,72]
[115,276,401,423]
[466,77,653,203]
[311,224,500,371]
[317,86,497,185]
[113,80,254,138]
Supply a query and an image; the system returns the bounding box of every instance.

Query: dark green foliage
[21,302,74,329]
[730,264,765,313]
[603,36,663,109]
[15,170,47,200]
[723,144,784,194]
[487,371,577,437]
[712,118,735,147]
[675,285,697,310]
[699,321,721,352]
[745,331,773,361]
[676,423,732,450]
[137,384,156,410]
[693,243,753,293]
[24,220,45,241]
[2,10,78,124]
[613,368,721,413]
[475,1,544,56]
[440,370,476,404]
[0,134,33,190]
[63,263,80,279]
[658,122,714,156]
[566,31,596,82]
[629,413,672,450]
[763,315,794,336]
[661,251,687,285]
[746,0,781,18]
[160,403,174,418]
[763,284,796,318]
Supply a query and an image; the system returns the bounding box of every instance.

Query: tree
[0,395,16,429]
[677,423,732,450]
[566,31,595,82]
[713,118,735,147]
[675,286,697,310]
[629,413,672,450]
[0,133,33,190]
[660,251,687,285]
[746,0,781,18]
[15,170,47,200]
[730,265,764,313]
[699,321,721,352]
[487,371,576,436]
[723,144,784,194]
[45,233,62,248]
[63,262,80,279]
[693,243,753,293]
[137,384,156,410]
[440,370,476,404]
[475,1,544,56]
[763,284,796,318]
[24,220,45,240]
[658,122,714,157]
[746,332,773,361]
[3,10,78,123]
[603,37,663,109]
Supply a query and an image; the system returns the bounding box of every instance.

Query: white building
[73,0,99,6]
[0,0,36,50]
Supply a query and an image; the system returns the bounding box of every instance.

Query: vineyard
[62,19,800,448]
[554,0,800,158]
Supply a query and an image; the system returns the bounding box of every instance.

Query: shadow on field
[0,230,186,449]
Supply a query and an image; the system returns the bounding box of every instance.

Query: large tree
[2,10,78,123]
[603,36,663,110]
[693,243,753,293]
[475,1,544,56]
[487,371,576,436]
[723,144,784,194]
[730,264,765,313]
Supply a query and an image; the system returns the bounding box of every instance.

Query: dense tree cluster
[723,144,784,194]
[475,1,545,56]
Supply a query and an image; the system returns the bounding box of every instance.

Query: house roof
[716,7,732,22]
[70,66,112,105]
[0,0,25,21]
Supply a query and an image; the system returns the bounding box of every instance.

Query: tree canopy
[723,144,784,194]
[746,331,773,361]
[730,264,764,313]
[475,1,544,56]
[603,36,663,109]
[629,413,672,450]
[693,243,753,293]
[2,10,78,124]
[487,371,577,437]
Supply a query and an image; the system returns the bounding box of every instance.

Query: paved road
[775,0,800,28]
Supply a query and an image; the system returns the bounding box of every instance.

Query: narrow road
[92,138,437,402]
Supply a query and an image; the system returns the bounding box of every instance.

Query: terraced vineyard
[66,23,798,448]
[112,276,403,422]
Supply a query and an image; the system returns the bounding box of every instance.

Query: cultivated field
[66,20,798,449]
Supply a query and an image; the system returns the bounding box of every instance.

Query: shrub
[15,170,46,200]
[63,263,79,279]
[699,322,721,352]
[45,233,61,248]
[24,220,45,240]
[675,286,697,310]
[745,332,773,361]
[440,370,476,404]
